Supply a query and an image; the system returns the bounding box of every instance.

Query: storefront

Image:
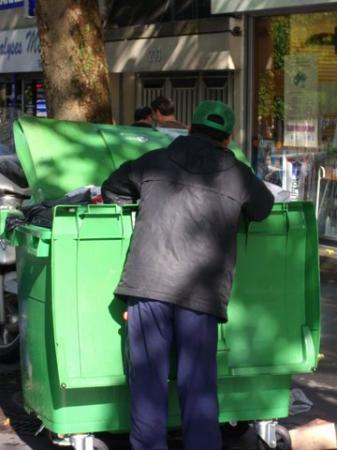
[0,26,45,148]
[213,0,337,242]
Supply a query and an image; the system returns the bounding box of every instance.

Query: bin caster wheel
[93,437,109,450]
[50,433,110,450]
[222,421,250,437]
[257,425,291,450]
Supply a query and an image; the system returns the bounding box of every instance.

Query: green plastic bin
[2,117,320,439]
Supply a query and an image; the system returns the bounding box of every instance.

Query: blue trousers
[127,297,221,450]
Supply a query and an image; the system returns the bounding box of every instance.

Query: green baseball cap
[192,100,235,134]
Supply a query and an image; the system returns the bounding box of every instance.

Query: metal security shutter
[203,73,234,103]
[138,78,165,109]
[170,76,199,126]
[137,71,234,125]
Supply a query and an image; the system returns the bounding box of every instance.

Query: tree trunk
[36,0,113,123]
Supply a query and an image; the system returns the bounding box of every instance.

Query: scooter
[0,157,30,362]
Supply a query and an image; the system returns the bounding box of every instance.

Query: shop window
[141,78,165,89]
[0,84,5,108]
[0,80,21,147]
[254,12,337,241]
[171,77,197,88]
[35,82,47,117]
[24,82,35,115]
[106,0,212,27]
[107,0,171,27]
[6,80,22,112]
[23,80,47,117]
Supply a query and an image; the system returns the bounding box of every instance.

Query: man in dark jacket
[101,101,274,450]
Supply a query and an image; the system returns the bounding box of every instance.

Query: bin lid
[13,116,171,202]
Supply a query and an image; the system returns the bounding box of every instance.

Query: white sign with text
[0,27,42,73]
[284,54,318,148]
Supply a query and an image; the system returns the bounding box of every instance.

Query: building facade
[104,0,337,241]
[212,0,337,242]
[0,0,45,148]
[0,0,336,241]
[103,1,243,134]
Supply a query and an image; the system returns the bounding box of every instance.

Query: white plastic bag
[264,181,291,202]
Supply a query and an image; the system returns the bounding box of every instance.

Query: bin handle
[26,235,42,257]
[315,166,326,219]
[18,231,50,258]
[284,209,290,248]
[0,209,24,238]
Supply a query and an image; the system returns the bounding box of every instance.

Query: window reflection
[106,0,212,27]
[254,12,337,241]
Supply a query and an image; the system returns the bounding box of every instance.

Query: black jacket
[102,134,274,320]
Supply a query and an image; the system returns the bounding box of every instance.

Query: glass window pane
[254,12,337,240]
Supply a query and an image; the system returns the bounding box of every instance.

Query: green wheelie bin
[0,116,320,450]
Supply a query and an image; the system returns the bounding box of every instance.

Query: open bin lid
[13,116,171,202]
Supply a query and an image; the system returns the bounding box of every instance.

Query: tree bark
[36,0,113,123]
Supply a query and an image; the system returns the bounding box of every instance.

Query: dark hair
[134,106,152,122]
[190,124,230,142]
[151,96,175,116]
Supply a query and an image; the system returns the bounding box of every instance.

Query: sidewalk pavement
[0,244,336,450]
[0,432,30,449]
[320,244,337,275]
